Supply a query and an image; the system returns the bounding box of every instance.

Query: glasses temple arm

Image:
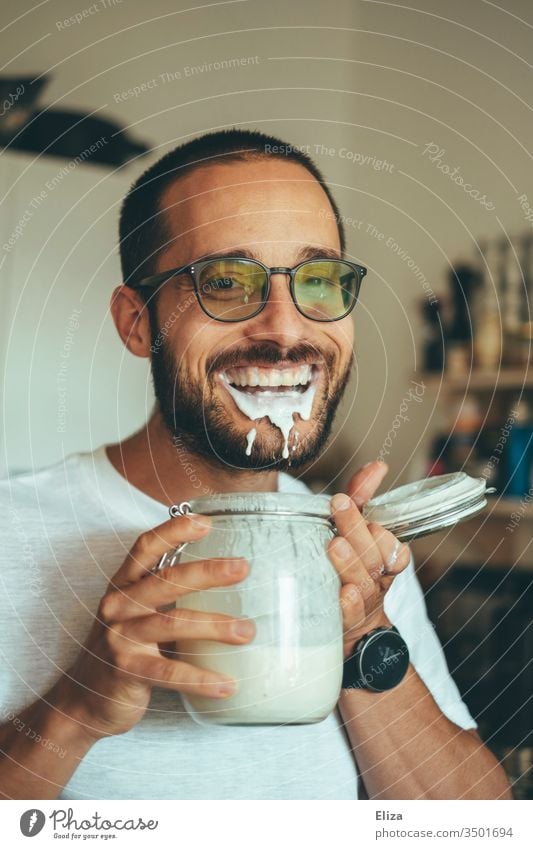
[126,264,191,290]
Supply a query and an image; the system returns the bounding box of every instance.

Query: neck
[106,408,279,506]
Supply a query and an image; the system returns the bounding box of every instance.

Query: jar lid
[362,472,495,541]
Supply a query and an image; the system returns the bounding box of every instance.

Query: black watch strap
[342,625,410,692]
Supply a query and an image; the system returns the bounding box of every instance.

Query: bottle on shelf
[426,434,449,476]
[473,243,503,371]
[445,263,481,377]
[504,398,533,498]
[473,301,502,371]
[447,396,483,476]
[505,236,525,334]
[524,234,533,327]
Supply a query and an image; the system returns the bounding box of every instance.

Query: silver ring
[151,541,189,574]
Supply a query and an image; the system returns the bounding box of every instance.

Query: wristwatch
[341,625,410,692]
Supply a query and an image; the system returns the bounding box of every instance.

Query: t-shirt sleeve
[383,550,477,731]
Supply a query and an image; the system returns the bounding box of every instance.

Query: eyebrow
[195,246,343,264]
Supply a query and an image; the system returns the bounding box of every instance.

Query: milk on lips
[218,363,318,459]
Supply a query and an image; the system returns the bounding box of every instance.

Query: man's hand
[60,513,255,742]
[327,460,411,658]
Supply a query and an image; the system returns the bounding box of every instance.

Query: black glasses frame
[127,256,367,323]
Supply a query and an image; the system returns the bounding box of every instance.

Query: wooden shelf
[422,368,533,391]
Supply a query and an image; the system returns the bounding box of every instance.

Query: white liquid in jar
[179,642,343,725]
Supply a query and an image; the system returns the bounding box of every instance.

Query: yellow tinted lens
[198,260,267,319]
[294,261,357,319]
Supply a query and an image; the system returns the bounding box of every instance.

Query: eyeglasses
[127,255,367,323]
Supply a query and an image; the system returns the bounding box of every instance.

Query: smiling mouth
[216,363,321,459]
[219,363,319,394]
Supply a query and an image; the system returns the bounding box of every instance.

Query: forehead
[157,158,341,264]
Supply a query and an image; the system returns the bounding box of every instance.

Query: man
[0,129,510,800]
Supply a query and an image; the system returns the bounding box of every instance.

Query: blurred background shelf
[486,496,533,517]
[423,369,533,391]
[416,249,533,798]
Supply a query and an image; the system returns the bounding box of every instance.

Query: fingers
[110,513,212,588]
[328,536,379,603]
[115,608,256,647]
[100,557,250,623]
[327,504,410,656]
[367,523,411,576]
[331,494,383,575]
[347,460,388,508]
[121,652,238,700]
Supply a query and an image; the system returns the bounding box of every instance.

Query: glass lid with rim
[170,491,333,521]
[362,472,495,541]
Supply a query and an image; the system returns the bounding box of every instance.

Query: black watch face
[359,630,410,692]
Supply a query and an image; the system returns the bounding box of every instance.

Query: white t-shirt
[0,446,476,800]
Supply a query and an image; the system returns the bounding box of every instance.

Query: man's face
[148,157,355,471]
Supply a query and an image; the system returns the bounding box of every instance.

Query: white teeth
[222,364,314,389]
[300,365,311,384]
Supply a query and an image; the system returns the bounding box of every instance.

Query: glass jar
[157,492,343,726]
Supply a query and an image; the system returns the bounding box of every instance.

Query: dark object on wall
[420,299,445,372]
[0,76,47,137]
[427,434,450,476]
[0,75,149,167]
[447,263,482,343]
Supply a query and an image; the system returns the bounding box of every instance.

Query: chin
[204,403,336,473]
[232,425,316,470]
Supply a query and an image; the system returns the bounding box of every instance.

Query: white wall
[2,0,532,487]
[0,152,150,476]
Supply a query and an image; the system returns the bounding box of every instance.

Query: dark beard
[149,331,353,473]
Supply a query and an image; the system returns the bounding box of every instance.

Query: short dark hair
[118,128,346,285]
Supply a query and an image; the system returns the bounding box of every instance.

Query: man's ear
[109,284,152,358]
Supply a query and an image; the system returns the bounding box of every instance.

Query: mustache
[206,342,336,375]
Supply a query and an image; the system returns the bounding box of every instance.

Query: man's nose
[242,272,309,347]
